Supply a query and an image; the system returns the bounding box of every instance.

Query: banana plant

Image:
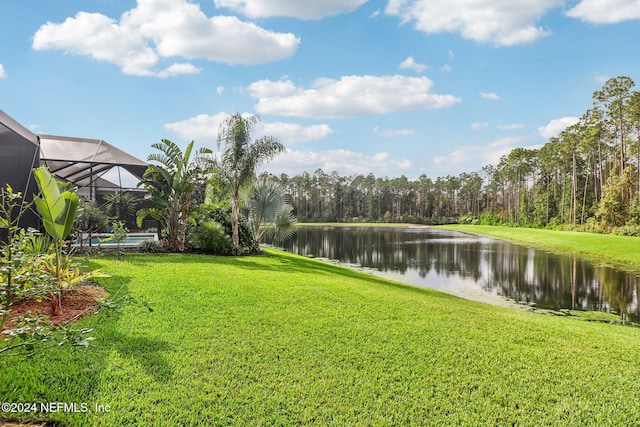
[33,166,79,316]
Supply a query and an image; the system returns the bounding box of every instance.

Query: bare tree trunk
[582,165,589,225]
[572,150,578,227]
[231,194,240,247]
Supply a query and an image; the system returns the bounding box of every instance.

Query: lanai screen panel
[39,135,147,197]
[0,109,41,233]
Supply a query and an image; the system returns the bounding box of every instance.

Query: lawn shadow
[111,252,457,301]
[87,270,173,381]
[233,251,458,299]
[107,332,174,382]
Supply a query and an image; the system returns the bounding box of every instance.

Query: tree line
[269,76,640,234]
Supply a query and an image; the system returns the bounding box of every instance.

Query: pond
[265,226,640,322]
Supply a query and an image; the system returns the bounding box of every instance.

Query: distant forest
[268,76,640,235]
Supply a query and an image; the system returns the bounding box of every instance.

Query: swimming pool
[79,233,158,247]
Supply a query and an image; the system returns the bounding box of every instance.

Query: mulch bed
[2,284,109,331]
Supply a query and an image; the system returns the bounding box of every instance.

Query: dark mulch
[2,285,109,331]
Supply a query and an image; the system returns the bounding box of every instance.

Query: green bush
[612,224,640,236]
[137,240,165,253]
[191,202,254,252]
[188,221,232,255]
[582,217,603,234]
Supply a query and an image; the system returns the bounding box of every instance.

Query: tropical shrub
[137,239,165,253]
[103,191,140,225]
[74,200,109,237]
[33,166,80,316]
[137,139,213,252]
[190,202,254,254]
[189,220,232,255]
[240,176,297,251]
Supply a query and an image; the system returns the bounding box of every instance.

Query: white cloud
[156,63,200,78]
[164,112,333,145]
[432,148,472,166]
[497,123,525,130]
[216,86,225,95]
[471,122,489,130]
[385,0,562,46]
[566,0,640,23]
[480,92,502,101]
[214,0,368,19]
[482,136,540,165]
[269,149,412,176]
[591,73,610,84]
[248,79,301,98]
[248,75,460,119]
[164,112,231,143]
[430,135,539,174]
[32,0,300,76]
[399,56,426,73]
[538,116,580,139]
[262,122,334,144]
[0,64,6,79]
[440,64,452,72]
[33,12,161,76]
[373,126,415,137]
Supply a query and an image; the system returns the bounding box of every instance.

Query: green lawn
[2,250,640,426]
[438,224,640,272]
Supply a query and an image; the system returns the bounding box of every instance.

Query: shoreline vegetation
[3,250,640,425]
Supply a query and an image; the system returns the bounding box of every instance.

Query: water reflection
[266,226,640,321]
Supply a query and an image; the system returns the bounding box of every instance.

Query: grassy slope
[438,224,640,271]
[2,251,640,426]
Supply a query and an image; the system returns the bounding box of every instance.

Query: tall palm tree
[137,139,213,252]
[217,114,285,247]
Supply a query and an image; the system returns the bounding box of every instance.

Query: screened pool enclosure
[0,108,149,236]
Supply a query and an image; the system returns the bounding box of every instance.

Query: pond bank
[437,224,640,274]
[288,223,640,323]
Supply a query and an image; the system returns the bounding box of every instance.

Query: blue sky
[1,0,639,182]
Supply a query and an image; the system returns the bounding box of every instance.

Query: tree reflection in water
[266,226,639,321]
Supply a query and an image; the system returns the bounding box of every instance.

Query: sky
[1,0,640,184]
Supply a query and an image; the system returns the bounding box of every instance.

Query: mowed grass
[2,250,640,426]
[438,224,640,271]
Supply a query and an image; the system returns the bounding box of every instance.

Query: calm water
[267,226,640,321]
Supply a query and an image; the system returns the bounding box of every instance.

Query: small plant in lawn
[112,221,129,260]
[100,221,129,260]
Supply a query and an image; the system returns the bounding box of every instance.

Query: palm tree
[104,191,140,225]
[137,139,213,252]
[217,114,285,247]
[241,176,297,251]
